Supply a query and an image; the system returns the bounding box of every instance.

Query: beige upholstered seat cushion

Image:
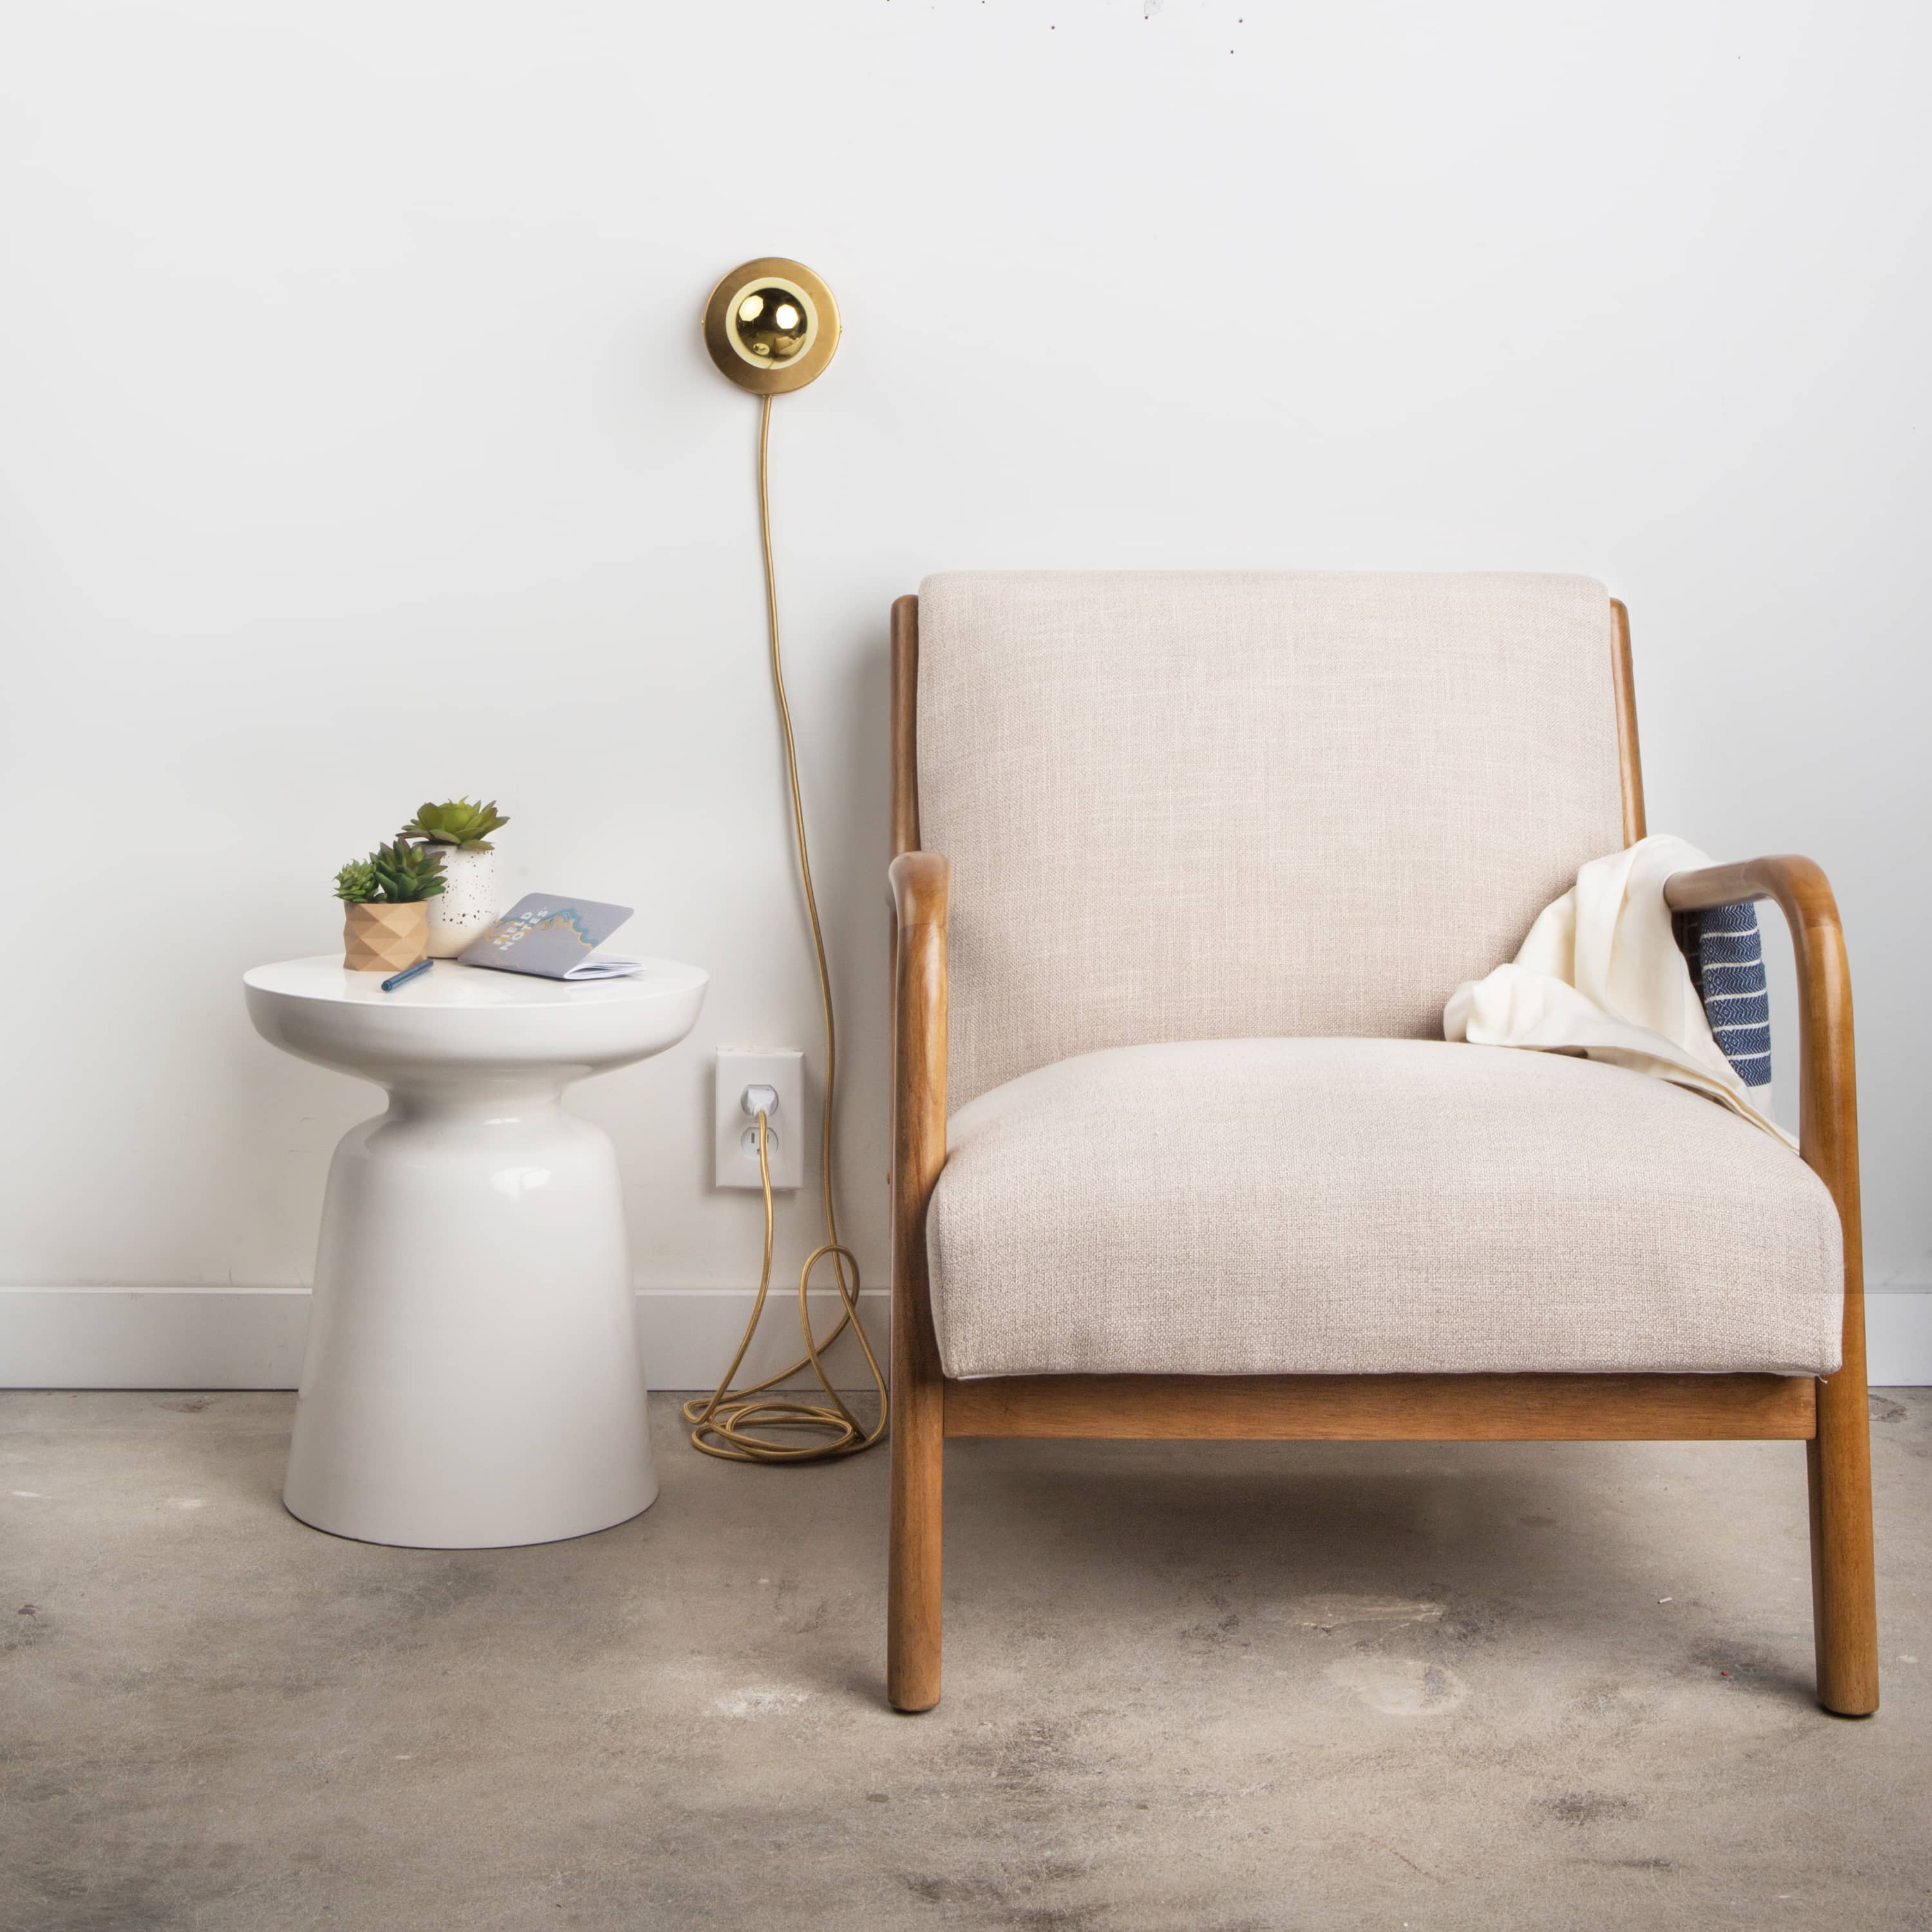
[927,1039,1842,1378]
[916,573,1627,1109]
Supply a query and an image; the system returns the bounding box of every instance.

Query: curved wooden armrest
[889,851,952,1200]
[1662,855,1859,1228]
[1665,859,1875,1710]
[889,847,951,1329]
[1662,852,1839,925]
[890,852,951,1190]
[891,850,952,933]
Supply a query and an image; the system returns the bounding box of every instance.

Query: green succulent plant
[334,858,379,904]
[333,844,446,904]
[399,797,509,851]
[370,839,448,902]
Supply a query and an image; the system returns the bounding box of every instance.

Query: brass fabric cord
[681,393,889,1464]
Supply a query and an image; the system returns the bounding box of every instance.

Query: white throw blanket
[1444,834,1792,1146]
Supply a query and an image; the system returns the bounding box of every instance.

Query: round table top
[244,955,709,1012]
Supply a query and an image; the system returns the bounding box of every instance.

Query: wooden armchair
[886,573,1875,1718]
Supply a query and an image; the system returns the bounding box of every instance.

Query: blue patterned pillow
[1672,902,1770,1090]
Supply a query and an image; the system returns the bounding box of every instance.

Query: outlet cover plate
[714,1048,804,1190]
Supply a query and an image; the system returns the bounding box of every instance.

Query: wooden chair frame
[886,592,1877,1717]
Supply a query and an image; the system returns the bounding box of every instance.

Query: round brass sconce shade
[703,258,840,394]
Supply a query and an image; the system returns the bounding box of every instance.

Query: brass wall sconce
[688,256,882,1466]
[702,257,840,394]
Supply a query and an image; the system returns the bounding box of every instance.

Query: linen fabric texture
[927,1039,1843,1379]
[915,571,1628,1111]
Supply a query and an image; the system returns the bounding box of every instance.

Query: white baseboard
[0,1287,891,1392]
[3,1285,1927,1390]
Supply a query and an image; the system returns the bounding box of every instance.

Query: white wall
[3,1,1927,1377]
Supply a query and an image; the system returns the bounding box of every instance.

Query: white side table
[243,955,706,1549]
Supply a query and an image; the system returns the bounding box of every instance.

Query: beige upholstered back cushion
[916,571,1626,1110]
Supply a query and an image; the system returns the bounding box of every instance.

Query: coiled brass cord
[681,393,889,1464]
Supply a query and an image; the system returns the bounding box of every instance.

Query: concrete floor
[2,1392,1928,1932]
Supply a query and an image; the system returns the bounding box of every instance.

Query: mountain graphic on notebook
[457,894,646,980]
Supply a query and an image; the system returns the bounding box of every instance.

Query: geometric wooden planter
[343,900,429,974]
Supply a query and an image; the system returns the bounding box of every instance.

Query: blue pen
[381,958,433,993]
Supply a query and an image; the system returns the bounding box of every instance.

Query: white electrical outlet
[714,1048,805,1190]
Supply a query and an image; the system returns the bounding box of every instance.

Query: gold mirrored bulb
[704,258,840,394]
[730,285,813,365]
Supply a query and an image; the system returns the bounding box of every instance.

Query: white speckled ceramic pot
[424,845,498,957]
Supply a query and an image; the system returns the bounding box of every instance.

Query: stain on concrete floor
[2,1388,1928,1930]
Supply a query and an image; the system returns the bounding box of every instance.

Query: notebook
[457,894,647,981]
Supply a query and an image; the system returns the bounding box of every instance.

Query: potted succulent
[399,798,509,958]
[335,840,448,972]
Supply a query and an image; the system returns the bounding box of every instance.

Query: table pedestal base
[285,1083,654,1549]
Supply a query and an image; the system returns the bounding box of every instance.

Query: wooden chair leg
[887,1374,943,1712]
[886,838,951,1714]
[1809,1341,1879,1715]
